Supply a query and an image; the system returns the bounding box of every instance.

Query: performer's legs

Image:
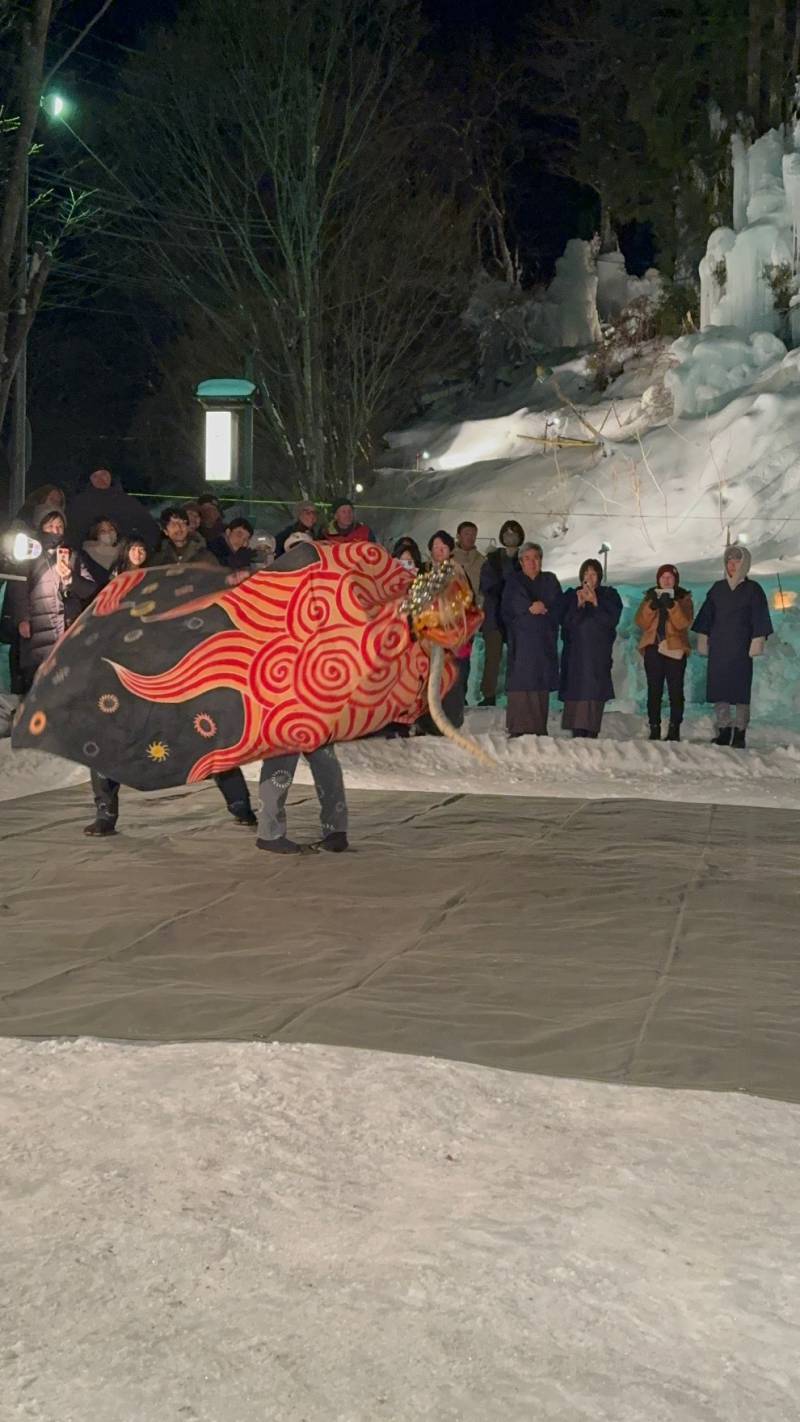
[214,767,256,826]
[85,772,120,837]
[305,745,348,851]
[257,754,301,852]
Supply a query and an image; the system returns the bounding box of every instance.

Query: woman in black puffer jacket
[8,512,97,692]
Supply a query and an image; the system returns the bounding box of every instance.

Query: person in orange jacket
[634,563,694,741]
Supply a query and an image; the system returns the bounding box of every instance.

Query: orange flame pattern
[91,542,453,782]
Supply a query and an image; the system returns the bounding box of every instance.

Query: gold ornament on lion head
[400,560,483,648]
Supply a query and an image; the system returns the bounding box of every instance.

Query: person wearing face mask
[635,563,694,741]
[9,512,96,692]
[81,518,120,591]
[559,558,623,739]
[692,544,773,748]
[478,519,525,706]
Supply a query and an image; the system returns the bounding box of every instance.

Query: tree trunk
[748,0,766,127]
[768,0,787,126]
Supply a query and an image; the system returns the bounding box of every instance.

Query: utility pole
[9,161,29,517]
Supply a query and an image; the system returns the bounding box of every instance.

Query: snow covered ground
[5,705,800,811]
[379,340,800,585]
[3,1038,799,1422]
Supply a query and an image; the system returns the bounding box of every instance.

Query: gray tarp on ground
[1,783,798,1102]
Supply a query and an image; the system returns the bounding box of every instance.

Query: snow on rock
[701,127,795,339]
[667,326,787,416]
[2,1036,798,1421]
[596,249,663,321]
[533,237,602,347]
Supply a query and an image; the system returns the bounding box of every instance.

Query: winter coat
[452,546,486,605]
[155,533,219,568]
[81,538,121,592]
[207,535,256,571]
[502,568,562,693]
[480,548,520,636]
[8,545,96,671]
[321,521,376,544]
[635,588,694,657]
[692,558,773,704]
[275,520,320,557]
[67,478,160,552]
[559,584,623,703]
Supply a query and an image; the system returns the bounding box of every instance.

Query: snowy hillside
[379,338,800,585]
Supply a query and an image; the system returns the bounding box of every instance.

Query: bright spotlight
[12,534,42,562]
[354,482,364,494]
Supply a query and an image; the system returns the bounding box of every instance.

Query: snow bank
[667,326,787,416]
[2,1037,798,1421]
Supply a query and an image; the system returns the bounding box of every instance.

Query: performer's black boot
[731,728,747,749]
[85,775,119,837]
[712,727,732,746]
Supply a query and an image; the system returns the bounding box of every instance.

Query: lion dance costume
[11,541,483,789]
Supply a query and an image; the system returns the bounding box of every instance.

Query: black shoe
[315,832,349,853]
[84,818,117,837]
[256,836,302,855]
[478,696,496,708]
[233,810,258,828]
[731,728,747,749]
[712,728,732,746]
[665,722,681,742]
[648,723,661,741]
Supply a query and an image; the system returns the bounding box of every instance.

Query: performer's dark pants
[644,645,686,726]
[89,767,252,828]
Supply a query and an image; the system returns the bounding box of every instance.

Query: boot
[731,728,747,749]
[478,695,496,708]
[317,832,349,853]
[712,727,732,746]
[648,722,661,741]
[256,836,302,855]
[232,809,258,828]
[84,817,117,837]
[665,721,681,742]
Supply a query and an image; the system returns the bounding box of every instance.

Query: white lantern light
[204,410,234,483]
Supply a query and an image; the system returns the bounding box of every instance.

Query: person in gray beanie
[692,544,773,748]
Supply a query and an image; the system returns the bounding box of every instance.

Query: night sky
[29,0,597,494]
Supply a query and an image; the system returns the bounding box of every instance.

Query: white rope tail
[426,642,498,769]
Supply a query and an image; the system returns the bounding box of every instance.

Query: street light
[598,541,611,579]
[42,93,68,119]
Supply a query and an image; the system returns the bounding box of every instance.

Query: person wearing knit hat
[634,564,694,741]
[692,544,773,748]
[322,496,377,545]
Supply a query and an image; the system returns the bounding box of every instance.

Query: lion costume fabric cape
[12,541,480,791]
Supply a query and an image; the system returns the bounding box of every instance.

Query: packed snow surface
[4,707,800,811]
[2,1038,798,1421]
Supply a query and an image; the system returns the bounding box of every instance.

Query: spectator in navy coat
[502,542,562,737]
[692,544,773,748]
[559,558,623,738]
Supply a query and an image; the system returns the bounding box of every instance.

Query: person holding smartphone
[9,511,96,693]
[634,563,694,741]
[559,558,623,738]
